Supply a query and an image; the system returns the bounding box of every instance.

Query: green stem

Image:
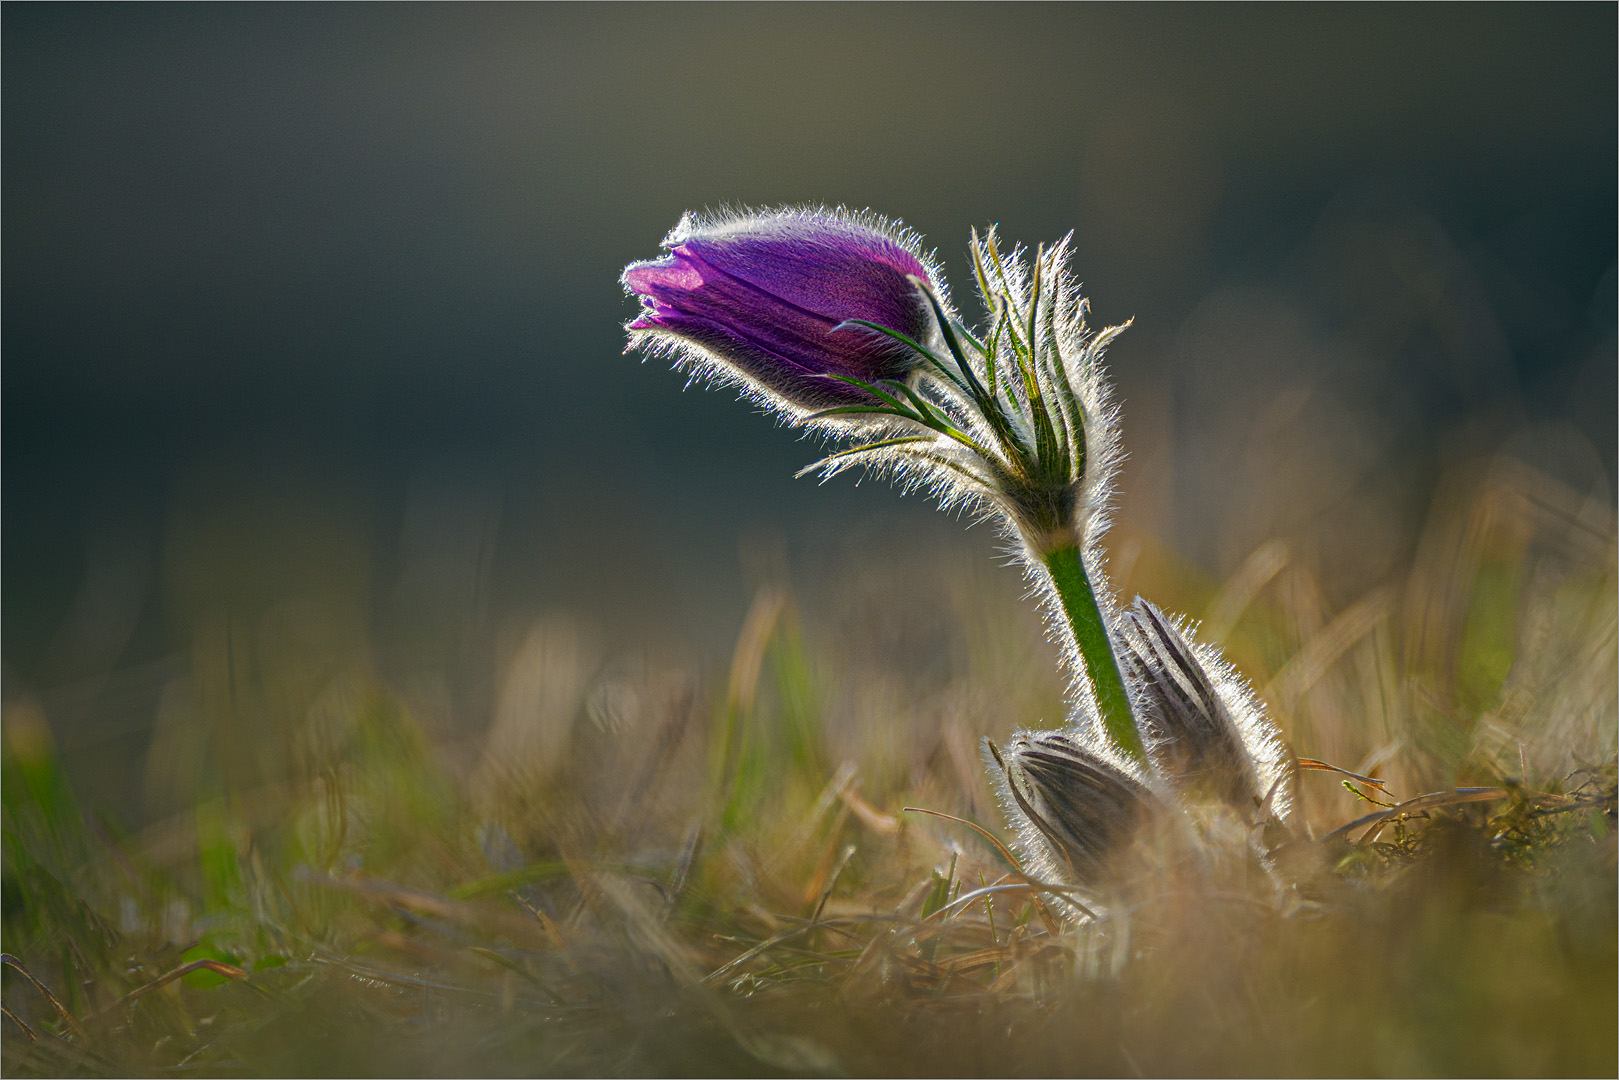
[1040,543,1145,764]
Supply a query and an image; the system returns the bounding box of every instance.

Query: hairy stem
[1040,544,1144,764]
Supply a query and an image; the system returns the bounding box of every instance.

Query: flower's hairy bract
[798,228,1129,559]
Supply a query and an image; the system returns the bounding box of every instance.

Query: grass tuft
[2,462,1614,1076]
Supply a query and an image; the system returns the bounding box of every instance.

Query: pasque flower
[622,207,944,413]
[622,207,1293,903]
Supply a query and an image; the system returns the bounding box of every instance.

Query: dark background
[4,5,1614,818]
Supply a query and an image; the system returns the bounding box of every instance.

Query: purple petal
[650,311,882,408]
[622,257,704,294]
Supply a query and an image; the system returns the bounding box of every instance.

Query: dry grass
[3,451,1615,1077]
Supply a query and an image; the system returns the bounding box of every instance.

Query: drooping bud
[1120,597,1288,817]
[986,730,1157,887]
[622,207,941,414]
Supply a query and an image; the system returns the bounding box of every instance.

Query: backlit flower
[622,207,943,414]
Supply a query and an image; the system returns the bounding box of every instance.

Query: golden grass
[3,452,1614,1076]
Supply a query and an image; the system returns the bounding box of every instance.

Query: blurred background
[4,5,1615,832]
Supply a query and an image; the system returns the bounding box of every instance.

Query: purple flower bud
[622,208,941,413]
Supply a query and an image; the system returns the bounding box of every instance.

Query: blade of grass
[0,954,87,1042]
[900,806,1062,936]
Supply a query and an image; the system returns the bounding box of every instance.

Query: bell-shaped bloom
[622,208,942,413]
